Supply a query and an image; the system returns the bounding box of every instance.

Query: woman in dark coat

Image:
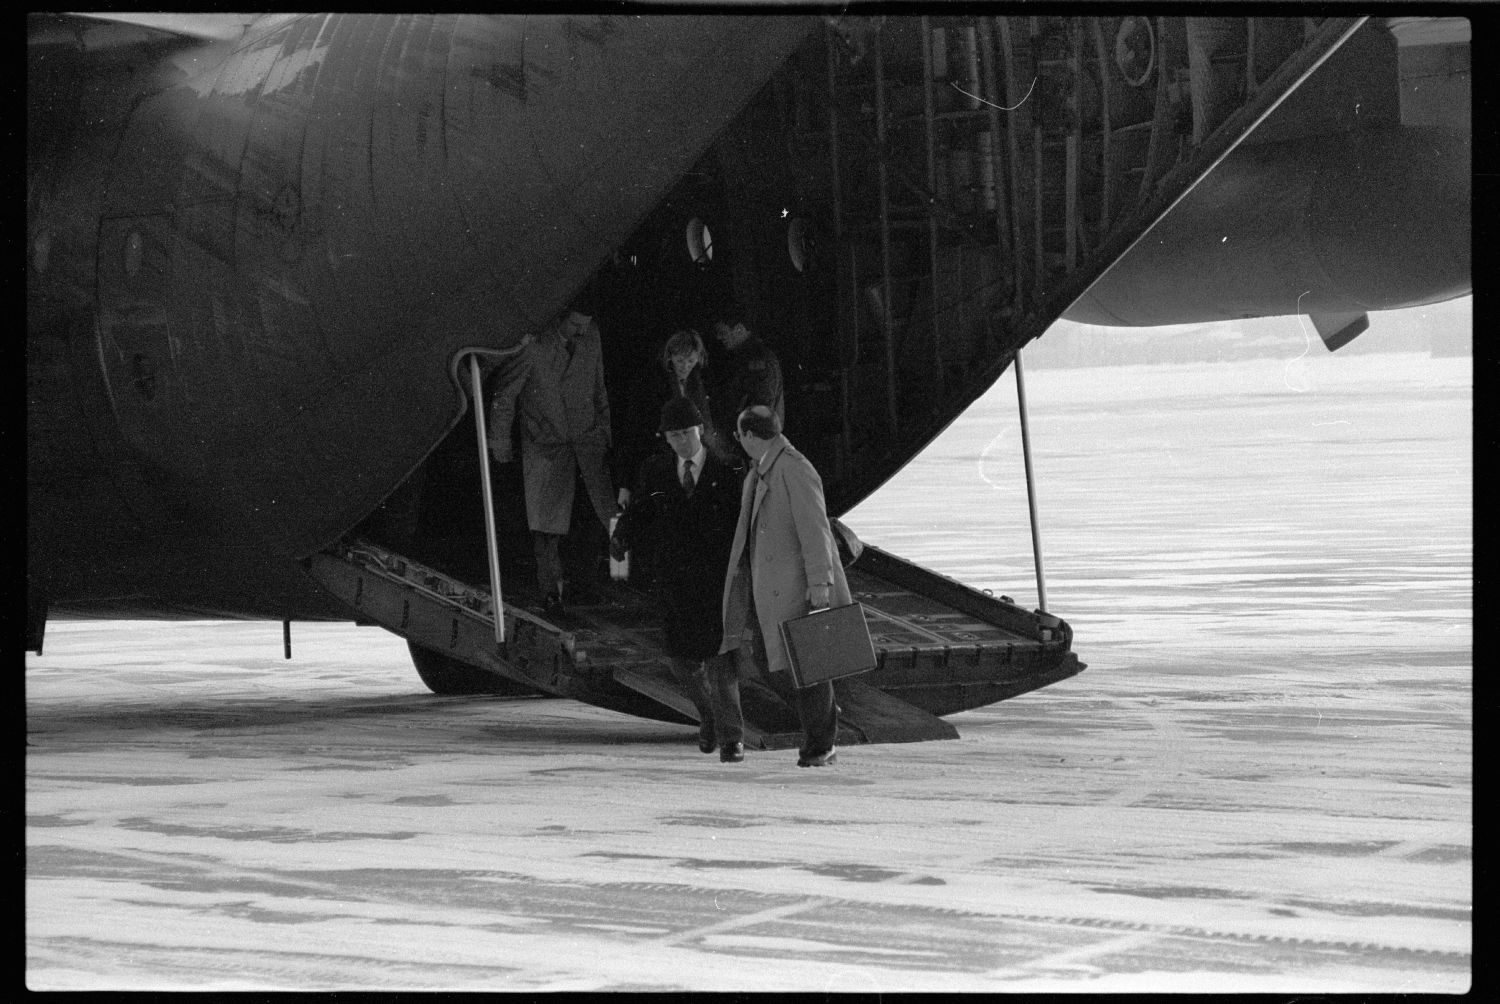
[659,329,733,464]
[615,329,731,509]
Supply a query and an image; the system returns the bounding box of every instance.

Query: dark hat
[658,397,704,433]
[564,285,596,319]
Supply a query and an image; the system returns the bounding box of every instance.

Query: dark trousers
[739,615,838,758]
[532,532,564,597]
[668,652,744,746]
[775,672,837,758]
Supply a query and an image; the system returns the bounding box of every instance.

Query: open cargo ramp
[306,538,1083,749]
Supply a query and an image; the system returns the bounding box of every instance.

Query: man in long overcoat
[720,405,850,767]
[488,300,615,614]
[611,398,747,761]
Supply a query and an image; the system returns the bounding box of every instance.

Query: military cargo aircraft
[26,14,1469,749]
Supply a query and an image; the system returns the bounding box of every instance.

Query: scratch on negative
[950,76,1036,112]
[1274,290,1320,393]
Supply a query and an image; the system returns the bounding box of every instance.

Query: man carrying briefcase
[719,405,852,767]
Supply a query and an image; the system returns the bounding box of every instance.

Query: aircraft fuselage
[27,14,813,617]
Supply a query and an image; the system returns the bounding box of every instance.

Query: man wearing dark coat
[709,305,784,453]
[611,397,747,762]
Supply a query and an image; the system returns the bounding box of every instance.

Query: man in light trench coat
[487,299,615,616]
[719,404,850,767]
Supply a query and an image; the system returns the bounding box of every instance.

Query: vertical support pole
[469,355,506,644]
[842,244,857,469]
[826,27,845,234]
[874,32,899,433]
[1090,18,1114,247]
[1065,18,1082,271]
[996,17,1029,317]
[1013,349,1047,612]
[827,27,853,471]
[1246,18,1258,93]
[1029,17,1046,293]
[283,620,292,660]
[1136,17,1172,213]
[976,19,1015,281]
[921,16,944,396]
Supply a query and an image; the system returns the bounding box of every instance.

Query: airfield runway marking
[635,887,1472,972]
[601,882,1466,970]
[1369,829,1472,860]
[984,929,1164,979]
[649,898,826,947]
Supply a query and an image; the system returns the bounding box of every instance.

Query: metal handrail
[1013,348,1046,613]
[453,343,530,645]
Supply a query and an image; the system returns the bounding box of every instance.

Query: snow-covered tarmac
[26,618,1469,992]
[27,351,1471,990]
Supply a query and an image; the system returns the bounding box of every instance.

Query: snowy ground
[27,352,1470,991]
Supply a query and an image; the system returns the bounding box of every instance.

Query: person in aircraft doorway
[487,296,616,618]
[720,404,846,768]
[610,397,747,762]
[659,328,733,463]
[615,328,730,509]
[708,305,784,457]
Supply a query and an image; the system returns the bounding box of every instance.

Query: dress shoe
[719,742,745,763]
[697,720,717,754]
[797,747,837,768]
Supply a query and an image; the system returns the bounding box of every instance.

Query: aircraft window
[1114,16,1155,87]
[788,217,811,272]
[124,231,145,278]
[686,217,714,266]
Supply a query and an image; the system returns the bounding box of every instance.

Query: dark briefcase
[779,602,877,688]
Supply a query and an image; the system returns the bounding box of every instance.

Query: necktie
[681,459,695,494]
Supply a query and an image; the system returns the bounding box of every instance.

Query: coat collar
[536,324,591,358]
[749,436,787,526]
[755,435,790,477]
